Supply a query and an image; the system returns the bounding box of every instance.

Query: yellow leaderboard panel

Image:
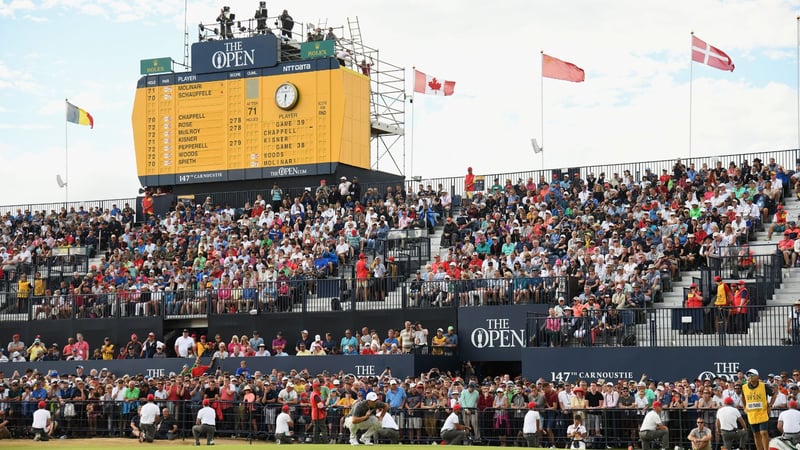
[132,58,370,186]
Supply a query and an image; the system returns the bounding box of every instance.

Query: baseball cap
[282,404,290,412]
[389,379,397,385]
[528,401,536,409]
[147,394,155,401]
[366,392,378,401]
[746,369,759,377]
[452,403,462,411]
[38,400,46,408]
[652,401,661,408]
[202,399,210,406]
[723,397,734,405]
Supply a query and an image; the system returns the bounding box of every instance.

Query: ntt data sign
[191,34,279,74]
[458,304,549,360]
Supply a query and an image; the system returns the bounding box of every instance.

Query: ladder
[347,16,366,64]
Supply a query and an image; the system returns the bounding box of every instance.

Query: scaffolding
[196,13,407,176]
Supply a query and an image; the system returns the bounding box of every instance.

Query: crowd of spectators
[1,158,798,319]
[1,323,458,362]
[0,361,797,446]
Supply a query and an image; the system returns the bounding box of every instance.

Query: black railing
[406,148,800,200]
[3,276,568,322]
[0,399,792,447]
[4,149,800,221]
[527,304,798,348]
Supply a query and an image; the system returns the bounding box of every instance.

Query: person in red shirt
[355,253,369,302]
[778,230,795,268]
[464,167,475,202]
[685,283,703,308]
[310,382,327,443]
[142,191,154,217]
[731,280,749,333]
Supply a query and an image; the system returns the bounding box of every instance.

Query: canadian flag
[691,35,735,72]
[414,69,455,96]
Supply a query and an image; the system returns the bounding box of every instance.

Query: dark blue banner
[522,347,795,383]
[191,34,279,74]
[457,304,549,361]
[9,354,416,380]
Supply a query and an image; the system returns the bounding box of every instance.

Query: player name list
[146,78,331,174]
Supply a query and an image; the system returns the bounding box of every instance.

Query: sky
[1,0,800,205]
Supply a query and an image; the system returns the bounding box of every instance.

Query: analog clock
[275,82,299,110]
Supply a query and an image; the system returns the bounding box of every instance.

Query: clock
[275,82,299,110]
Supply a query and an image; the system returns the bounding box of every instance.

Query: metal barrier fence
[0,400,792,447]
[527,304,798,348]
[408,148,800,201]
[4,149,799,222]
[0,276,568,322]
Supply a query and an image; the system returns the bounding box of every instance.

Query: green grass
[5,438,540,449]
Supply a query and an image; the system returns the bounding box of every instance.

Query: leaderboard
[132,49,370,187]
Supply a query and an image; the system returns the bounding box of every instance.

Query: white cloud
[2,0,800,204]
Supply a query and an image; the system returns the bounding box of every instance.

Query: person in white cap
[344,391,383,445]
[742,369,774,450]
[777,400,800,445]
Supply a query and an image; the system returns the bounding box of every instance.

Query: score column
[144,83,158,176]
[244,76,261,177]
[227,74,245,178]
[160,84,175,174]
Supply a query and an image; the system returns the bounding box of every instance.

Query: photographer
[566,414,587,449]
[217,6,234,39]
[254,1,268,34]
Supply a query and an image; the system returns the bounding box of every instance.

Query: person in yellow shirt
[431,328,447,355]
[196,335,213,357]
[17,273,32,313]
[100,337,115,360]
[713,276,730,333]
[741,369,774,450]
[33,272,46,296]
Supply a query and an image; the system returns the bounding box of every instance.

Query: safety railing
[0,400,793,447]
[3,276,567,322]
[527,304,798,348]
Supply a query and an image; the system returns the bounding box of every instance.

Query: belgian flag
[66,100,94,129]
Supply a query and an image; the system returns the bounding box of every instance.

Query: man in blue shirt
[445,326,458,354]
[340,329,358,352]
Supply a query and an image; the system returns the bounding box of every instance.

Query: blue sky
[1,0,800,204]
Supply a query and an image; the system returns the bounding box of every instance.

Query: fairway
[3,438,524,449]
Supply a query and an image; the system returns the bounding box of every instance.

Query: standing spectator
[788,301,800,345]
[100,337,115,360]
[174,329,194,358]
[465,167,476,203]
[522,401,542,447]
[7,333,24,356]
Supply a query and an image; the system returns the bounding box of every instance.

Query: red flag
[414,69,455,96]
[691,35,734,72]
[542,54,585,83]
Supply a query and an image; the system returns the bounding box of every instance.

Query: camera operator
[278,9,294,39]
[217,6,234,39]
[254,2,268,34]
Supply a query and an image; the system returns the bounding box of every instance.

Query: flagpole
[540,51,545,171]
[796,17,799,152]
[410,66,415,179]
[688,32,694,160]
[64,98,69,204]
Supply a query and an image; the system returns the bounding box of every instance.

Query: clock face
[275,83,299,110]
